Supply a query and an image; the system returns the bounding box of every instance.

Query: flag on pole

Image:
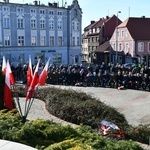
[2,56,7,74]
[7,60,15,85]
[26,59,40,100]
[2,56,15,85]
[3,60,14,110]
[27,55,33,86]
[38,58,50,86]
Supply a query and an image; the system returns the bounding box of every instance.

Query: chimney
[53,2,57,7]
[91,21,95,24]
[106,16,109,19]
[141,16,145,18]
[34,0,38,5]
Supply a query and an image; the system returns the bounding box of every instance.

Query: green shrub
[14,86,150,145]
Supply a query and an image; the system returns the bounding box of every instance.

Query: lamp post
[115,11,121,64]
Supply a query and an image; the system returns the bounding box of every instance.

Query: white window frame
[18,36,24,46]
[40,9,45,14]
[138,42,144,52]
[3,18,10,28]
[40,36,46,46]
[57,20,62,30]
[31,19,36,29]
[72,37,75,46]
[49,19,54,30]
[17,18,24,28]
[40,19,45,29]
[49,10,54,15]
[50,36,54,46]
[31,36,36,46]
[126,42,129,53]
[4,35,10,46]
[30,9,36,14]
[3,6,9,12]
[58,36,62,46]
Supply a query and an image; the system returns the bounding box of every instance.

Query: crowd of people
[46,62,150,92]
[1,62,150,92]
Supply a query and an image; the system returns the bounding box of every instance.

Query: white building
[0,0,82,66]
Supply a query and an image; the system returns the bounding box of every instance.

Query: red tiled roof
[95,41,110,53]
[84,21,98,31]
[92,18,107,28]
[118,17,150,40]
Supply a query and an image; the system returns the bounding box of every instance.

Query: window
[72,22,75,30]
[53,53,62,64]
[113,44,116,50]
[121,30,124,38]
[119,43,122,51]
[31,36,36,46]
[49,10,54,15]
[3,18,10,28]
[17,18,24,28]
[57,20,62,30]
[31,19,36,29]
[126,43,129,52]
[18,36,24,46]
[58,36,62,46]
[17,8,24,13]
[138,42,144,52]
[77,37,79,45]
[40,9,45,14]
[72,37,75,46]
[4,36,10,46]
[76,22,79,30]
[57,11,62,15]
[50,36,54,46]
[30,9,36,14]
[49,20,54,30]
[40,19,45,29]
[3,6,9,12]
[148,42,150,52]
[40,36,45,46]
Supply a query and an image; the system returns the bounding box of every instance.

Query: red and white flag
[2,56,7,74]
[38,58,50,86]
[3,60,14,110]
[26,59,40,100]
[27,55,33,86]
[7,60,15,85]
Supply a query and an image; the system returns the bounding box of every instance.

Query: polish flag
[3,61,14,110]
[26,59,40,100]
[7,60,15,85]
[27,55,33,86]
[38,58,50,86]
[2,56,7,74]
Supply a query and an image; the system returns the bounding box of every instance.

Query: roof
[92,18,108,29]
[84,21,97,31]
[95,41,110,53]
[118,17,150,40]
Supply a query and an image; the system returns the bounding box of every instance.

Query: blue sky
[10,0,150,31]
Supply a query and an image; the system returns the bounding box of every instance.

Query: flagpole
[16,96,23,118]
[25,97,34,118]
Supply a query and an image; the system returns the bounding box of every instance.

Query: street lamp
[115,11,121,64]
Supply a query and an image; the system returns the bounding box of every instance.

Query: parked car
[123,63,136,68]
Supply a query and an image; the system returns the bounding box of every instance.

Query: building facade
[82,15,122,65]
[110,17,150,66]
[0,0,82,66]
